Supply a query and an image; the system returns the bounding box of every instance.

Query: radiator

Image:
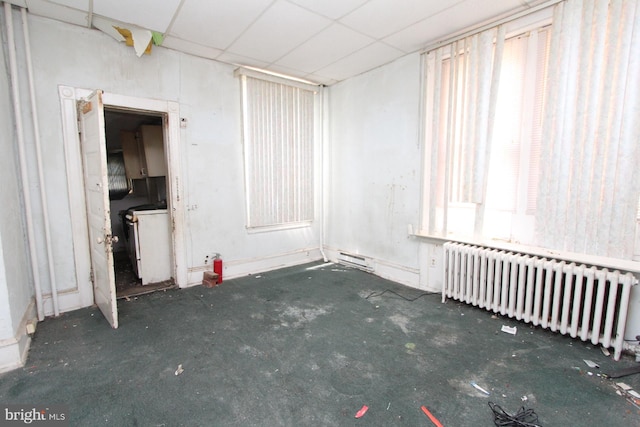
[442,242,638,360]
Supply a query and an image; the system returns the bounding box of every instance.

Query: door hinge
[89,268,94,284]
[76,102,84,139]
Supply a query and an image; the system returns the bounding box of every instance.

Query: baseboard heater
[442,242,637,360]
[337,252,373,272]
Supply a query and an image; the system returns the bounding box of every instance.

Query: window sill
[412,230,640,274]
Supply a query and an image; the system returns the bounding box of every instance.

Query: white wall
[17,13,322,314]
[326,53,441,290]
[325,46,640,340]
[0,6,36,371]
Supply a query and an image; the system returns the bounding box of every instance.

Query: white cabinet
[139,125,167,177]
[121,131,144,179]
[127,209,172,285]
[121,125,166,179]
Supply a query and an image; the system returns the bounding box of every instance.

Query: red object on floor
[213,254,223,284]
[421,405,444,427]
[355,405,368,418]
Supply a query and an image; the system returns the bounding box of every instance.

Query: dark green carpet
[1,261,639,426]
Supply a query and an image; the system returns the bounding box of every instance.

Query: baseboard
[185,247,324,287]
[184,245,423,291]
[374,257,420,288]
[0,299,37,373]
[41,286,94,317]
[322,246,421,289]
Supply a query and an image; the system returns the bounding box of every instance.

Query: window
[238,69,317,230]
[422,24,550,245]
[421,0,640,262]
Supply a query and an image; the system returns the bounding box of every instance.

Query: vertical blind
[422,0,640,261]
[424,26,506,237]
[536,0,640,259]
[240,75,315,229]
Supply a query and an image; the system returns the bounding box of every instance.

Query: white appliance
[125,208,172,285]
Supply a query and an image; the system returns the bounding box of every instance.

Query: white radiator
[442,242,637,360]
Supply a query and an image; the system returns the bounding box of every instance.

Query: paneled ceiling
[10,0,545,85]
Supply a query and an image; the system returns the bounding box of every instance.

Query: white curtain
[424,26,506,236]
[536,0,640,259]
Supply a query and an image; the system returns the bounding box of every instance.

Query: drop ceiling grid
[224,1,333,64]
[20,0,547,84]
[286,0,370,21]
[338,0,467,40]
[191,0,480,83]
[45,0,182,32]
[383,0,527,53]
[167,0,274,51]
[92,0,182,32]
[313,42,405,82]
[275,23,375,75]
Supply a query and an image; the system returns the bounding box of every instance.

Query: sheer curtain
[423,26,506,237]
[536,0,640,259]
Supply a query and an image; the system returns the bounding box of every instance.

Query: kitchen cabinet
[121,131,144,179]
[121,125,167,179]
[140,125,167,177]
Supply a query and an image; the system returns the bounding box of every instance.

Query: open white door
[78,90,118,328]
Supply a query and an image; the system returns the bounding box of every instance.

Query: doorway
[59,86,186,326]
[104,109,176,299]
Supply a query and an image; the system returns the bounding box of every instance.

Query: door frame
[57,85,186,316]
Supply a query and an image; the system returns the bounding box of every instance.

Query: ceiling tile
[303,73,338,86]
[168,0,272,50]
[340,0,463,39]
[451,0,529,26]
[315,42,404,82]
[26,0,89,26]
[161,36,224,60]
[92,0,181,32]
[44,0,87,9]
[226,0,331,64]
[263,63,312,80]
[5,0,28,6]
[384,0,529,52]
[276,23,374,74]
[382,18,455,53]
[287,0,370,20]
[216,51,271,70]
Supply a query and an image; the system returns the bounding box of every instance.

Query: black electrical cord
[489,402,542,427]
[364,289,439,301]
